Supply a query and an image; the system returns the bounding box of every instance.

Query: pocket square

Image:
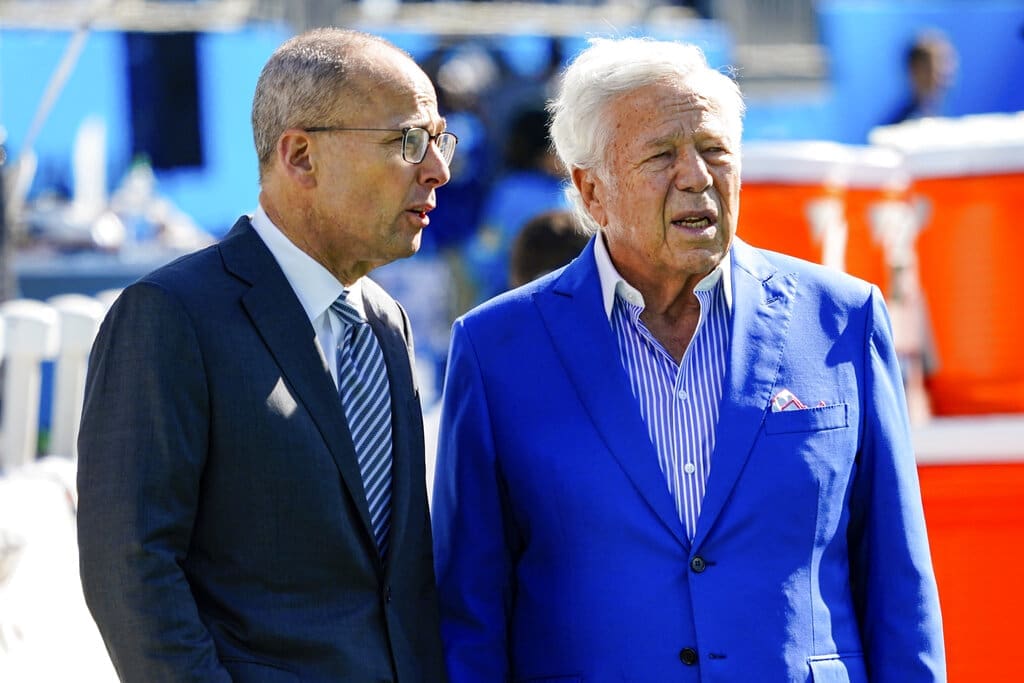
[771,389,825,412]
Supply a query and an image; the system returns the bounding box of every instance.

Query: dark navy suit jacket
[78,217,446,682]
[433,237,944,682]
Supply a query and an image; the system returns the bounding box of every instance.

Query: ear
[276,129,317,188]
[572,166,607,227]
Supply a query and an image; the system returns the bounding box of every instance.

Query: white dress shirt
[250,204,366,389]
[593,234,732,539]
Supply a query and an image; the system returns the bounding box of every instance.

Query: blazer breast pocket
[765,403,848,435]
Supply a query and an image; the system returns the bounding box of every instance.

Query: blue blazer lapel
[535,239,689,549]
[219,218,379,557]
[692,238,798,549]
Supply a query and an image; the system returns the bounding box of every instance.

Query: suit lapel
[219,218,377,551]
[535,239,689,549]
[361,283,418,578]
[691,239,798,550]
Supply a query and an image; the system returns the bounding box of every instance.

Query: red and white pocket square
[771,389,826,412]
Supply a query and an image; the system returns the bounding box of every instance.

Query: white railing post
[46,294,105,460]
[0,300,59,473]
[95,288,123,313]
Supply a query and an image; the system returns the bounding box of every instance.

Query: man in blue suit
[432,37,944,682]
[78,29,454,682]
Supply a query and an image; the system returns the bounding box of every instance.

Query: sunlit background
[1,1,1022,680]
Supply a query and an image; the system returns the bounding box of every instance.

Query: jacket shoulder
[460,265,563,327]
[743,243,876,306]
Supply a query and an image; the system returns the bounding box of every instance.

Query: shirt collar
[593,231,733,320]
[250,203,365,322]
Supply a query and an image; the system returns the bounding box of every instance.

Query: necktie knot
[331,290,364,328]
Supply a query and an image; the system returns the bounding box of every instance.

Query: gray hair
[547,37,746,234]
[251,28,406,179]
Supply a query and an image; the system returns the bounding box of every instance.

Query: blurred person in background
[463,104,569,305]
[886,30,958,125]
[432,36,944,682]
[508,208,589,288]
[77,28,452,682]
[419,39,501,254]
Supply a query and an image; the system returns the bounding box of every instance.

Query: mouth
[408,204,435,219]
[405,204,435,226]
[671,211,716,231]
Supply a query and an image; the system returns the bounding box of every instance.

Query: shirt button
[679,647,698,665]
[684,463,696,475]
[677,388,688,400]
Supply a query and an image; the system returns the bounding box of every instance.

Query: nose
[419,141,452,188]
[673,148,712,193]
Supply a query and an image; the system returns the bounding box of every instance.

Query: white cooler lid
[869,112,1024,178]
[742,140,909,190]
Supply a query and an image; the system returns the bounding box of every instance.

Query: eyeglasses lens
[404,128,428,164]
[404,128,457,165]
[436,133,457,165]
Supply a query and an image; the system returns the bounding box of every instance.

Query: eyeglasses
[302,126,458,166]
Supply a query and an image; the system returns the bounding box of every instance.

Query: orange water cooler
[739,141,849,266]
[841,146,913,292]
[740,142,911,288]
[872,114,1024,416]
[914,419,1024,683]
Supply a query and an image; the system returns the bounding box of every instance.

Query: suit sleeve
[77,282,232,682]
[848,286,946,681]
[431,318,515,682]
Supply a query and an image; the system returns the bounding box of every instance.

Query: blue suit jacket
[432,237,944,682]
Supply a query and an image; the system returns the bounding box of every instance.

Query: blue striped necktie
[331,290,393,559]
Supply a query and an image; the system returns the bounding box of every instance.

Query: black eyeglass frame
[302,126,458,165]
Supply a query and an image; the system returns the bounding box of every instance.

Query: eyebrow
[642,133,677,149]
[404,117,447,132]
[643,124,729,148]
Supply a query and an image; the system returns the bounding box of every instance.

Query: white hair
[547,37,746,234]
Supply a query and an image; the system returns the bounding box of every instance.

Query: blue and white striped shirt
[594,236,732,540]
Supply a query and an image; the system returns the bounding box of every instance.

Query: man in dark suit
[77,28,454,682]
[432,37,944,681]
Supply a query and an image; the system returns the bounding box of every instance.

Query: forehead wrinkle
[627,83,721,128]
[636,109,722,150]
[363,81,441,132]
[397,111,446,137]
[407,92,446,134]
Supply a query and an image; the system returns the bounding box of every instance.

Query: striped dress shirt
[595,237,731,540]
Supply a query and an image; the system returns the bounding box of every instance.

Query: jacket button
[679,647,698,665]
[383,585,392,603]
[690,555,707,573]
